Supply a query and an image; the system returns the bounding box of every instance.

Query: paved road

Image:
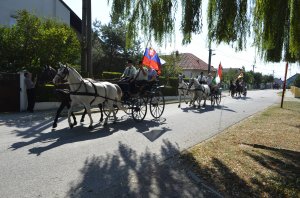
[0,89,282,197]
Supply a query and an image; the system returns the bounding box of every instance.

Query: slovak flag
[142,47,162,75]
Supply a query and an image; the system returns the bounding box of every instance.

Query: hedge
[36,72,182,101]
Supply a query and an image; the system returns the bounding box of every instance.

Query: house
[176,53,216,78]
[287,73,300,87]
[0,0,81,34]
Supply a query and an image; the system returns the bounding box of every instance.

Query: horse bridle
[55,66,69,81]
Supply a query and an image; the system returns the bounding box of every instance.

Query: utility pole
[208,48,212,74]
[86,0,92,77]
[81,0,92,77]
[252,65,255,72]
[81,0,87,74]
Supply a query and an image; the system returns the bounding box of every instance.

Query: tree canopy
[0,10,80,73]
[108,0,300,63]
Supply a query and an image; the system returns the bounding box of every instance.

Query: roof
[60,0,82,33]
[177,53,215,71]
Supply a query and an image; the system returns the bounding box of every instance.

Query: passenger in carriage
[133,61,148,93]
[207,73,218,95]
[197,71,207,84]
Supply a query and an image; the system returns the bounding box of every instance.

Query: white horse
[178,74,192,108]
[188,78,210,108]
[53,64,123,129]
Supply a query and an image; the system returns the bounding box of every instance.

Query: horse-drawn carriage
[177,74,222,108]
[52,64,165,128]
[115,79,165,122]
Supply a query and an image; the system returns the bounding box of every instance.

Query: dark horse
[39,66,104,128]
[229,79,247,98]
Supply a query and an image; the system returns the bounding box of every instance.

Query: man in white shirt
[120,59,136,81]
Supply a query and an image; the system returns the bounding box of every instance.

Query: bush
[100,71,122,80]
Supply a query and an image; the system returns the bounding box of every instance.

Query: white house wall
[0,0,70,26]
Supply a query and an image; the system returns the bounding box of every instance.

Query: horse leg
[80,108,87,122]
[178,90,181,108]
[67,104,75,129]
[53,102,65,128]
[84,105,94,129]
[98,103,103,122]
[66,102,77,126]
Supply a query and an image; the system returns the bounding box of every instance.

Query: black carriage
[104,80,165,122]
[210,86,222,106]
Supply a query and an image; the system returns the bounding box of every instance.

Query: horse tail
[114,84,124,110]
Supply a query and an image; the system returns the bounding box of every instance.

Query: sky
[63,0,300,80]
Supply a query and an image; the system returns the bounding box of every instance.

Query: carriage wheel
[211,95,215,106]
[150,90,165,118]
[132,96,147,122]
[216,93,222,105]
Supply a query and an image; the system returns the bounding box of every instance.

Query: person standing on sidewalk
[24,72,37,113]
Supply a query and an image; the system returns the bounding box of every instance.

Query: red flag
[218,62,222,80]
[142,48,162,75]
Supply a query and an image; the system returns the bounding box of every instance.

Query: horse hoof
[88,125,93,129]
[52,123,57,128]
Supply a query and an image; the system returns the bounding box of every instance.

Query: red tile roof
[177,53,215,71]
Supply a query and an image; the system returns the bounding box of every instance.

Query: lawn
[180,101,300,197]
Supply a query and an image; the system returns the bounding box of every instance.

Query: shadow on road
[66,140,221,197]
[9,115,171,155]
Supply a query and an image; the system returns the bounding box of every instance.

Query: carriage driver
[120,59,137,81]
[118,59,137,94]
[197,71,207,84]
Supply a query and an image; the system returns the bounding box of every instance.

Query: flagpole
[280,62,288,108]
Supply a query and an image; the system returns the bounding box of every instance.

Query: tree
[160,51,182,77]
[109,0,300,63]
[253,72,263,89]
[0,10,80,73]
[92,20,143,75]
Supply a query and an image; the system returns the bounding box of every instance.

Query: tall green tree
[0,10,80,73]
[92,20,142,75]
[108,0,300,63]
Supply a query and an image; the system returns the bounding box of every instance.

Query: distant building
[176,53,216,78]
[287,73,300,87]
[0,0,81,34]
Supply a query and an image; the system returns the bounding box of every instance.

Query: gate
[0,72,20,112]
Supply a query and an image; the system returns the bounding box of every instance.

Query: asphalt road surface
[0,89,281,197]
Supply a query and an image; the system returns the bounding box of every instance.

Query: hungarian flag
[142,47,162,75]
[213,62,223,84]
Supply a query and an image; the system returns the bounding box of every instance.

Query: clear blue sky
[63,0,300,79]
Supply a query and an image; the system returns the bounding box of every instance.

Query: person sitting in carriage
[207,73,218,95]
[197,71,207,84]
[118,59,137,95]
[132,60,148,93]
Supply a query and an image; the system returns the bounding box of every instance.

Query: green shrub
[101,71,122,80]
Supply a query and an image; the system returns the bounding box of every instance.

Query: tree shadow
[241,143,300,197]
[180,153,252,197]
[9,116,172,155]
[67,140,221,197]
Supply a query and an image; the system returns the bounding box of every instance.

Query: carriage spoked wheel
[216,93,222,105]
[211,95,215,106]
[131,96,147,122]
[150,90,165,119]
